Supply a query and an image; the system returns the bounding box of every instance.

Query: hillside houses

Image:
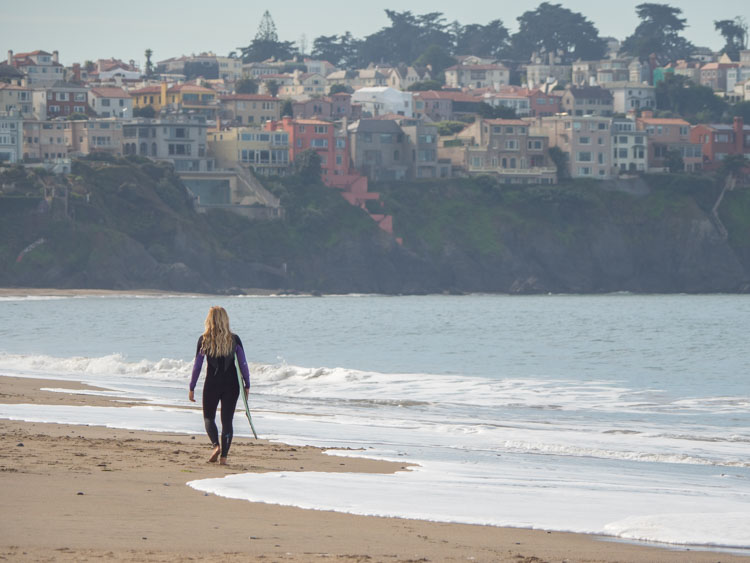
[2,33,750,229]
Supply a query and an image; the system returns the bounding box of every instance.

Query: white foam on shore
[604,513,750,548]
[186,468,750,548]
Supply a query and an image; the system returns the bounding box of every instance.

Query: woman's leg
[218,384,240,460]
[202,384,221,457]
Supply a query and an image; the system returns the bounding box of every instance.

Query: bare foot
[208,445,220,463]
[219,457,228,465]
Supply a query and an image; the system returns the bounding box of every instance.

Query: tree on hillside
[454,20,511,58]
[238,11,296,62]
[329,83,350,95]
[621,3,693,63]
[184,61,218,80]
[407,80,444,91]
[265,79,280,97]
[655,73,728,123]
[714,17,748,61]
[548,146,570,180]
[281,99,293,117]
[235,77,259,94]
[358,10,453,66]
[413,44,456,78]
[732,101,750,122]
[311,32,360,68]
[665,149,685,173]
[133,105,156,118]
[294,149,322,182]
[478,102,518,120]
[144,49,154,77]
[510,2,606,63]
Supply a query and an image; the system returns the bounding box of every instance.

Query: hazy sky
[3,0,748,68]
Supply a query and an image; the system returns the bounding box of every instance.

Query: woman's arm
[189,337,204,392]
[235,339,251,389]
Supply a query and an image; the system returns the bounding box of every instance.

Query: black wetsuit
[190,334,250,458]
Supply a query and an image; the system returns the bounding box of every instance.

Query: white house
[351,87,413,118]
[444,63,509,90]
[606,82,656,114]
[88,87,133,119]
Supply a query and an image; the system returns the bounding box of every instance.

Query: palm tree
[144,49,154,77]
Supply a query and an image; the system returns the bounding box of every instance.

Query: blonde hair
[200,306,234,357]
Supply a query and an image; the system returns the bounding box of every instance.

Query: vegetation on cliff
[1,157,749,293]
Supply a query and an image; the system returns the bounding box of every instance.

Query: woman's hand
[188,389,195,402]
[244,387,249,401]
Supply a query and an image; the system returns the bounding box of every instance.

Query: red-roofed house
[636,112,702,172]
[690,117,750,167]
[88,87,133,118]
[8,49,65,85]
[412,90,482,121]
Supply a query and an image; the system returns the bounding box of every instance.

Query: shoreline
[1,375,748,562]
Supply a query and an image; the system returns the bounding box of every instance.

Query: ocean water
[0,293,749,549]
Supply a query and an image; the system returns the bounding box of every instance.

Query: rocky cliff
[1,158,748,294]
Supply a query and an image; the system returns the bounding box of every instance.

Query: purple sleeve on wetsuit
[236,344,250,388]
[190,353,204,391]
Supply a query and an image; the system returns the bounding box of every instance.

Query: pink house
[265,117,350,182]
[265,116,396,235]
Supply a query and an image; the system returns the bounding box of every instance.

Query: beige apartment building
[218,94,281,126]
[65,119,124,158]
[23,119,68,160]
[207,127,290,177]
[449,119,556,184]
[536,115,614,179]
[0,84,34,117]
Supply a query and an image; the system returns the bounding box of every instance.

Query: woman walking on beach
[189,306,250,465]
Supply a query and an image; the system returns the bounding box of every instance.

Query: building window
[577,151,592,162]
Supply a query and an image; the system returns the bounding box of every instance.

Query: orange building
[265,116,351,182]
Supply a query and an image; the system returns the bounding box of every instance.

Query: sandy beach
[0,376,746,562]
